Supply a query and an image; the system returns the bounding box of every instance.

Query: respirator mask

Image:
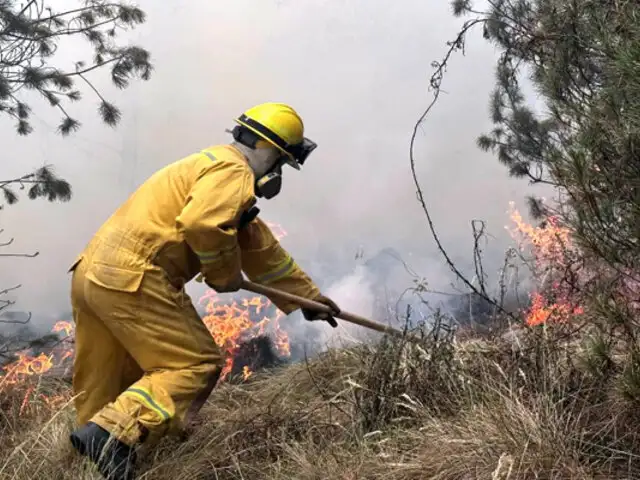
[230,124,317,200]
[254,161,283,199]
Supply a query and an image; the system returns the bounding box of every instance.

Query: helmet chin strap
[232,142,281,178]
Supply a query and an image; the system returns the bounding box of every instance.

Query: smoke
[326,266,376,319]
[1,0,548,331]
[312,265,378,351]
[285,254,436,356]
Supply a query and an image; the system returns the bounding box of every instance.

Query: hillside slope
[1,326,639,480]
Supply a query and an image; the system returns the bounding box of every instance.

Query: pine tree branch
[2,17,119,41]
[0,252,39,258]
[0,165,72,206]
[0,1,151,135]
[0,172,37,189]
[30,4,133,25]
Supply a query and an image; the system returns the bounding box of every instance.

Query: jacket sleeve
[237,217,321,314]
[176,159,256,287]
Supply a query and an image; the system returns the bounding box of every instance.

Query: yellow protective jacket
[76,144,320,314]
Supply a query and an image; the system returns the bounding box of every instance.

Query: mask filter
[255,164,283,199]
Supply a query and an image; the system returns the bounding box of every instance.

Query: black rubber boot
[70,422,137,480]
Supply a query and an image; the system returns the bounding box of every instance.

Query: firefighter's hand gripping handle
[241,280,418,342]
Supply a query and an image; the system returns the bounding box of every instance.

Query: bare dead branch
[0,311,31,324]
[0,284,22,297]
[409,17,518,322]
[471,219,488,296]
[0,251,39,258]
[0,236,13,248]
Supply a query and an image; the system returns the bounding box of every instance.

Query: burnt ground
[228,335,287,380]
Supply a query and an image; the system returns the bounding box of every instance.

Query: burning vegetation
[199,291,291,382]
[3,205,640,479]
[0,292,291,419]
[1,0,639,477]
[506,202,586,327]
[0,221,294,418]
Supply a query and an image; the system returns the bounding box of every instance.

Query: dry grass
[2,320,640,480]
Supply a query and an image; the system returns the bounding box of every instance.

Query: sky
[0,0,549,330]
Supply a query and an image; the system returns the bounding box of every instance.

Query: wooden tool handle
[241,280,413,340]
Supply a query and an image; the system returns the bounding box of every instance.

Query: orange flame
[52,320,73,336]
[198,219,291,381]
[199,292,291,381]
[0,319,75,415]
[506,202,584,326]
[507,204,572,262]
[2,352,54,385]
[1,320,75,386]
[525,292,584,326]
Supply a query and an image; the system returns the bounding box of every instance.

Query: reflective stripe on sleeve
[194,244,236,265]
[202,151,216,162]
[194,250,218,265]
[254,255,296,284]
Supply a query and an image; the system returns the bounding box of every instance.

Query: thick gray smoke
[1,1,542,341]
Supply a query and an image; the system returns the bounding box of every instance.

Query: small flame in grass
[525,292,584,326]
[1,320,75,387]
[199,220,291,381]
[52,320,73,336]
[0,320,75,416]
[274,327,291,357]
[2,353,54,385]
[199,292,290,381]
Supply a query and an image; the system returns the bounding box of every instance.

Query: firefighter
[67,102,341,480]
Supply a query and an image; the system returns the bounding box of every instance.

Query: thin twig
[409,18,518,322]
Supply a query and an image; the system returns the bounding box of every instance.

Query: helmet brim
[234,117,301,171]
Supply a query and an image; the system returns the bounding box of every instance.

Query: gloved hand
[202,273,243,293]
[302,294,340,328]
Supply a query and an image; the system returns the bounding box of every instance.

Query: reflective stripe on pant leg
[93,380,177,445]
[122,386,172,422]
[85,266,224,445]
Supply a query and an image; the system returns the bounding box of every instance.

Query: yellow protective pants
[70,258,223,446]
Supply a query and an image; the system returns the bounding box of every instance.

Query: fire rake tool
[194,209,420,341]
[240,280,421,343]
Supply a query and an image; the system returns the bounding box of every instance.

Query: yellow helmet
[233,102,317,169]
